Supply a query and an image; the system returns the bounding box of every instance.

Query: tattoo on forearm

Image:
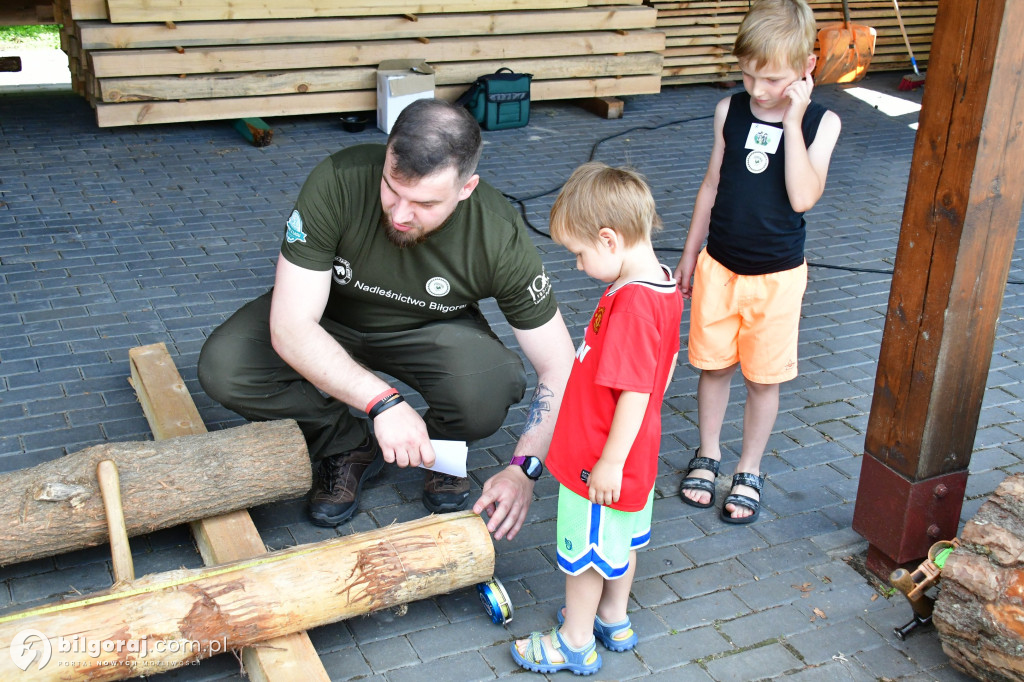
[523,383,554,433]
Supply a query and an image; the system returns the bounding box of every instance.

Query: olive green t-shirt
[280,144,557,333]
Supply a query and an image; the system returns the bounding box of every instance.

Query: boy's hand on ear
[783,74,814,128]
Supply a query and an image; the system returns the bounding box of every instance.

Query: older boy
[511,163,682,675]
[675,0,841,523]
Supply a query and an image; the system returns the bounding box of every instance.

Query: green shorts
[556,485,654,579]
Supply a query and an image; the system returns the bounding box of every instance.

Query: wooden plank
[97,53,663,102]
[106,0,587,23]
[77,6,656,49]
[68,0,105,20]
[94,74,660,126]
[88,30,666,78]
[128,343,330,682]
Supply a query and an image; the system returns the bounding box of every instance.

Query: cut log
[0,420,310,567]
[933,473,1024,682]
[0,511,494,680]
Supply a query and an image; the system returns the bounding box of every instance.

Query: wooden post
[852,0,1024,575]
[128,343,329,682]
[0,512,495,680]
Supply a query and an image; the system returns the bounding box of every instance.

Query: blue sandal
[558,607,639,651]
[510,627,602,676]
[679,450,720,509]
[721,472,766,524]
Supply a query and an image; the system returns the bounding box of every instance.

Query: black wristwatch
[510,455,543,481]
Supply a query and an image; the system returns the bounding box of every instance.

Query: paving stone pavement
[2,71,1023,681]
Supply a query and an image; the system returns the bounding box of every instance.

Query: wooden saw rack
[126,342,329,681]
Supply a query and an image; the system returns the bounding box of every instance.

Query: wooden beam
[94,75,661,127]
[75,7,657,50]
[127,343,329,681]
[575,96,624,119]
[87,30,666,78]
[97,53,663,102]
[105,0,586,23]
[853,0,1024,569]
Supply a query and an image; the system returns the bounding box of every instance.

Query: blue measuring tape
[477,577,514,625]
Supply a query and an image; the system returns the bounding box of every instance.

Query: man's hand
[473,466,535,541]
[373,402,436,468]
[587,458,623,506]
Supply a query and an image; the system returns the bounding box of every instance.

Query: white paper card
[744,122,783,154]
[421,439,468,477]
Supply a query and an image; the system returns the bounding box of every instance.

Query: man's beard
[381,212,429,248]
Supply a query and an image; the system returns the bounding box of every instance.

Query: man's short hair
[386,99,482,183]
[550,162,661,248]
[733,0,817,73]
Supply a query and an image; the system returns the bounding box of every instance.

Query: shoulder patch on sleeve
[286,209,307,243]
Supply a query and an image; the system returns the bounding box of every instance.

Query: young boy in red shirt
[511,162,682,675]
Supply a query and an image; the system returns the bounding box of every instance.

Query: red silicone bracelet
[365,388,398,415]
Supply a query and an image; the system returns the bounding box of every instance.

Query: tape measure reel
[477,577,513,625]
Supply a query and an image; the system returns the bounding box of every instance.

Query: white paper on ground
[421,439,468,477]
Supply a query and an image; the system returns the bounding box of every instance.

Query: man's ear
[457,174,480,201]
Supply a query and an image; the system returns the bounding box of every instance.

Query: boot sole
[308,455,384,527]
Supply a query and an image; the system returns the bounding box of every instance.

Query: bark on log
[0,420,310,567]
[933,473,1024,682]
[0,511,494,680]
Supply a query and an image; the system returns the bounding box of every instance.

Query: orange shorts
[688,249,806,384]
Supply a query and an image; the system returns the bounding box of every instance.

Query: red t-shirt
[546,268,682,511]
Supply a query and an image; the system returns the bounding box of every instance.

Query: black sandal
[678,451,720,509]
[721,472,766,524]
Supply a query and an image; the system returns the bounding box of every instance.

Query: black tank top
[706,91,828,275]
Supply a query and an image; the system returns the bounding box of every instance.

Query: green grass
[0,25,61,50]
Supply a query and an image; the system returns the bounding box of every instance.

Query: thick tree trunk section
[0,511,494,680]
[0,420,310,566]
[933,474,1024,682]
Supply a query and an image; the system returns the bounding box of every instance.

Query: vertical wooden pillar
[852,0,1024,576]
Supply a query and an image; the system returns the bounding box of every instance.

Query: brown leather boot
[308,436,383,527]
[422,470,470,513]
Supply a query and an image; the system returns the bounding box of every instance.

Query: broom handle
[891,0,920,74]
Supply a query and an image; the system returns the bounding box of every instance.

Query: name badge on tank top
[744,122,782,154]
[744,122,782,174]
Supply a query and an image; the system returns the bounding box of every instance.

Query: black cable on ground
[500,111,1024,285]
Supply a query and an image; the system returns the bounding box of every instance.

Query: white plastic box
[376,59,435,134]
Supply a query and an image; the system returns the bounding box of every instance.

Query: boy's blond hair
[733,0,817,74]
[549,162,661,248]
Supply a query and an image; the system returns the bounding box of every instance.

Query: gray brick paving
[2,70,1021,680]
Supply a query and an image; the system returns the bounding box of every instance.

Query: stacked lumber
[656,0,937,86]
[52,0,664,127]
